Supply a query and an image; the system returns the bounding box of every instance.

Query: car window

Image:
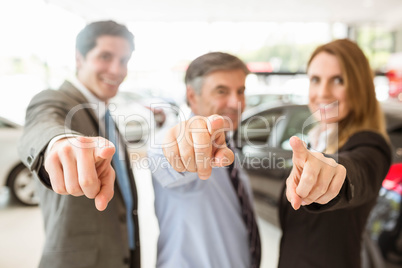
[280,107,315,150]
[246,94,285,108]
[239,110,283,146]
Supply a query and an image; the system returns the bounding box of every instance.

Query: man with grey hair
[149,52,261,267]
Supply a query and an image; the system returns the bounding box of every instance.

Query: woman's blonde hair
[307,39,388,153]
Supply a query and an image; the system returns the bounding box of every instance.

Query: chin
[106,89,119,98]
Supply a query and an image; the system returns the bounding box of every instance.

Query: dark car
[366,106,402,266]
[234,102,402,267]
[234,103,315,225]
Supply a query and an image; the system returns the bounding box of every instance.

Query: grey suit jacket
[18,81,141,268]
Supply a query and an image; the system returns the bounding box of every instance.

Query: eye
[310,76,319,84]
[216,87,228,95]
[99,53,112,61]
[333,76,344,85]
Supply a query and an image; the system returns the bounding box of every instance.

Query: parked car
[245,93,290,110]
[235,102,402,220]
[0,116,38,206]
[234,102,402,266]
[245,91,308,111]
[366,107,402,266]
[234,103,314,224]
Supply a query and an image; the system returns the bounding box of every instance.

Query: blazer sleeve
[18,89,81,188]
[304,131,392,212]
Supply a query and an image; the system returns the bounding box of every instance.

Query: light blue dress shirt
[148,127,255,268]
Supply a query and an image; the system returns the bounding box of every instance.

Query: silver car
[0,116,38,206]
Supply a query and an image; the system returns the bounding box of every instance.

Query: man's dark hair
[76,20,134,57]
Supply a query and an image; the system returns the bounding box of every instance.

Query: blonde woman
[279,39,392,267]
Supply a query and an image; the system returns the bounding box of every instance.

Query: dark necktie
[227,139,261,268]
[105,110,135,249]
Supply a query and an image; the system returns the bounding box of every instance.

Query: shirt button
[132,209,138,216]
[119,214,126,222]
[123,257,130,265]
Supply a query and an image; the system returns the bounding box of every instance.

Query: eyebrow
[212,85,229,91]
[99,50,131,62]
[308,74,343,79]
[213,85,246,90]
[100,50,113,55]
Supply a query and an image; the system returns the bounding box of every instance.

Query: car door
[235,104,314,225]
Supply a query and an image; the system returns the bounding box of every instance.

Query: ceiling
[46,0,402,29]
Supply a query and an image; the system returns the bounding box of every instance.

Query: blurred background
[1,0,402,267]
[2,0,402,125]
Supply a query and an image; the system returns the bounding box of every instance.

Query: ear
[186,86,198,113]
[75,51,84,71]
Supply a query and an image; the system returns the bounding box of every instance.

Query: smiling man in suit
[18,21,140,268]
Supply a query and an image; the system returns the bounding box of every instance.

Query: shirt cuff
[45,134,80,158]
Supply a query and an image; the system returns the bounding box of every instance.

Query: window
[239,109,283,146]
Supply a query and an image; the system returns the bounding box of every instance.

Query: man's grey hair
[185,52,250,95]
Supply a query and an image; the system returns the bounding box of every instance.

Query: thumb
[290,136,309,165]
[94,169,115,211]
[286,169,303,210]
[214,146,234,167]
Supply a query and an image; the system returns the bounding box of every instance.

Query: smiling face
[187,69,246,131]
[307,52,350,124]
[76,35,132,102]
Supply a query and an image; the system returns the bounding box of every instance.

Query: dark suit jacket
[18,81,140,268]
[278,131,391,268]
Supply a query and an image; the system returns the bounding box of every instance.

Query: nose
[109,59,124,75]
[227,91,243,110]
[317,81,331,98]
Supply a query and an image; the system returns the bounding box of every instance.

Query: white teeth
[102,78,119,86]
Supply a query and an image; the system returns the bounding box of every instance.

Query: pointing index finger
[286,168,302,210]
[189,117,213,180]
[290,136,309,166]
[207,115,234,167]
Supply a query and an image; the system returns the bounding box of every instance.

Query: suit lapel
[59,80,100,134]
[58,80,138,207]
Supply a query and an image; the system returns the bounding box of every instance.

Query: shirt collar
[68,77,107,120]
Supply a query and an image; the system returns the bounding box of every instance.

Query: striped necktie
[227,140,261,268]
[105,110,135,249]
